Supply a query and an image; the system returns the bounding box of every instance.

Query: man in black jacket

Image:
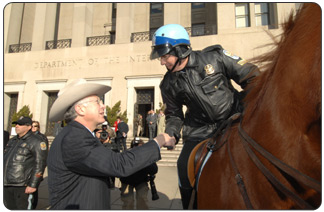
[151,24,260,209]
[4,116,48,209]
[116,118,129,151]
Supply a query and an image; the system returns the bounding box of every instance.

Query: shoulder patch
[223,50,240,60]
[238,59,248,66]
[40,142,47,151]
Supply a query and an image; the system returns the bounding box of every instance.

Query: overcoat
[47,121,160,209]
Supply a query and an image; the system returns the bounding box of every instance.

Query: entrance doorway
[134,88,154,137]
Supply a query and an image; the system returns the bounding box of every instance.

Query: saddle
[188,113,241,188]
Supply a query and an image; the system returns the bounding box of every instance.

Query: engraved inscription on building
[34,54,151,70]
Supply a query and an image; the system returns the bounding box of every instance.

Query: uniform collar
[17,130,33,140]
[186,51,199,68]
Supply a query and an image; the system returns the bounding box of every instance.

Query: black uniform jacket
[47,121,160,209]
[4,130,48,188]
[160,45,260,142]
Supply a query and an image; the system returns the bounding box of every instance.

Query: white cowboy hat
[49,79,111,122]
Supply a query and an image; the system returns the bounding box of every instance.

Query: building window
[112,3,117,19]
[45,92,58,136]
[109,31,116,44]
[192,24,205,36]
[150,3,163,40]
[109,3,117,44]
[191,3,217,36]
[7,94,18,133]
[150,3,163,14]
[235,3,250,28]
[192,3,205,9]
[255,3,269,26]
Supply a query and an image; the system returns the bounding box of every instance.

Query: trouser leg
[4,186,29,210]
[148,126,153,140]
[122,138,127,151]
[4,186,16,209]
[31,190,38,209]
[179,187,195,209]
[121,183,134,209]
[137,126,142,137]
[135,183,149,210]
[117,138,123,151]
[177,140,200,209]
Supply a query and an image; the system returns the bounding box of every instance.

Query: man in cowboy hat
[47,79,176,210]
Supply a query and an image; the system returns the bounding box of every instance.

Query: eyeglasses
[32,125,39,128]
[81,98,103,106]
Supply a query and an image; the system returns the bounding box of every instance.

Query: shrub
[11,105,33,127]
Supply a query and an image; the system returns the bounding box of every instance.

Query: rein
[238,120,321,209]
[206,113,254,209]
[193,113,320,209]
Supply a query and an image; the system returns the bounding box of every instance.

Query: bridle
[193,113,321,209]
[237,118,321,209]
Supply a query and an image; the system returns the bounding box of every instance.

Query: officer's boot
[179,187,196,209]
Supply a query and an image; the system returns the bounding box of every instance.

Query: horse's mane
[243,8,301,119]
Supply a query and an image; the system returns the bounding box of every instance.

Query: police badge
[204,64,215,75]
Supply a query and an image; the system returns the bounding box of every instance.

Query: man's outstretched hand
[154,133,176,150]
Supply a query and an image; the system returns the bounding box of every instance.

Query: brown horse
[188,3,321,209]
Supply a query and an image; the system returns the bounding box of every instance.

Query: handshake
[154,133,176,150]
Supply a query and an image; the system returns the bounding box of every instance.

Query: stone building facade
[4,3,300,137]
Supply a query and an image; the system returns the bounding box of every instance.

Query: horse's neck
[244,3,321,137]
[241,3,321,174]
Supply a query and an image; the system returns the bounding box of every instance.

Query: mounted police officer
[150,24,260,209]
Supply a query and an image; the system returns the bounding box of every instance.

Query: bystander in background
[120,138,158,209]
[4,116,48,209]
[146,110,158,140]
[157,110,166,135]
[32,121,49,146]
[116,117,129,152]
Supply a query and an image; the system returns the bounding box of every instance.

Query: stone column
[71,3,93,47]
[164,3,181,25]
[217,3,236,34]
[115,3,134,44]
[32,3,57,51]
[4,3,24,52]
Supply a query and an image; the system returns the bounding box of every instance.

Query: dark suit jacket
[116,121,129,138]
[47,121,160,209]
[146,113,158,126]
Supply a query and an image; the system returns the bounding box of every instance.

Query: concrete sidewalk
[36,166,182,210]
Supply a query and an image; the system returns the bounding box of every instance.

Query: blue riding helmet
[150,24,191,60]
